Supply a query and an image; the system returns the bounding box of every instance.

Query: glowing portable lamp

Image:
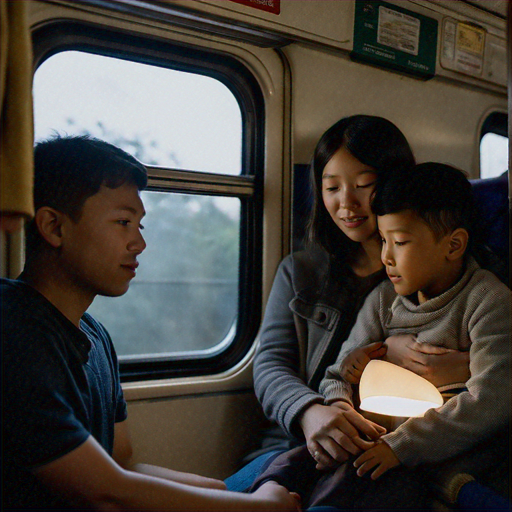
[359,360,444,417]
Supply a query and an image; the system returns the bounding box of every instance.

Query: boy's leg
[425,427,510,504]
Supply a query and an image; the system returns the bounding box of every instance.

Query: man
[1,135,300,512]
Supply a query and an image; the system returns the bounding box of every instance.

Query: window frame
[480,112,508,140]
[32,21,265,382]
[479,111,508,179]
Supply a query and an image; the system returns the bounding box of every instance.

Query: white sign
[377,6,420,56]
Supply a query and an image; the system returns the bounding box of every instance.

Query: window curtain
[0,0,34,228]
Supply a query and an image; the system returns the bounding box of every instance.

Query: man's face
[59,182,146,301]
[378,210,451,303]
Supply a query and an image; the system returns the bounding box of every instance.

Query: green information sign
[352,0,438,79]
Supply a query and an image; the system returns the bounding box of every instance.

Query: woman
[226,115,470,491]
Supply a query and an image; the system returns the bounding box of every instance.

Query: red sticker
[228,0,280,15]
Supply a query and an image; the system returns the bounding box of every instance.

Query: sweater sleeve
[383,278,511,466]
[253,256,324,437]
[319,282,390,405]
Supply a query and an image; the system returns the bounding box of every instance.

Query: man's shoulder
[1,279,73,362]
[1,277,28,298]
[0,278,45,321]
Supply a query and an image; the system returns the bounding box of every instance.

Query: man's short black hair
[26,135,147,257]
[372,162,485,253]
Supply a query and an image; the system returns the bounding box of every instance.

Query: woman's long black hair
[306,115,415,266]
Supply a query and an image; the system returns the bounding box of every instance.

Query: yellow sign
[456,24,485,55]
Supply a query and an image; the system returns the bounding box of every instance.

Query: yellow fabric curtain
[0,0,34,222]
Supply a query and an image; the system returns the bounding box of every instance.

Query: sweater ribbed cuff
[281,391,324,438]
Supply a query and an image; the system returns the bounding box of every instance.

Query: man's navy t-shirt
[1,278,127,510]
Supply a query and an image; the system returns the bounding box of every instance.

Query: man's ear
[446,228,468,260]
[34,207,65,248]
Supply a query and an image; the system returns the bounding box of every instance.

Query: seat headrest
[470,172,509,263]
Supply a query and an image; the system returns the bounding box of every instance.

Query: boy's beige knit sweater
[320,258,511,466]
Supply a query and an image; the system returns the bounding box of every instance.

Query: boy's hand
[341,342,387,384]
[255,481,302,511]
[384,334,470,387]
[353,440,400,480]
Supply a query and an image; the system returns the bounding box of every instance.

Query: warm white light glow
[360,360,444,417]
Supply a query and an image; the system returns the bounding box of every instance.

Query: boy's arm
[319,283,391,403]
[383,283,511,467]
[113,421,226,490]
[35,436,301,511]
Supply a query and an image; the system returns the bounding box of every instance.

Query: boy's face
[59,182,146,301]
[378,210,452,303]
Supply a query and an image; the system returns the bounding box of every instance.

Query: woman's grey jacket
[253,248,385,451]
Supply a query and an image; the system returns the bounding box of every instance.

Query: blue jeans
[457,480,511,511]
[224,451,284,492]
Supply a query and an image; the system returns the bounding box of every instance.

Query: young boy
[251,163,510,509]
[1,135,300,512]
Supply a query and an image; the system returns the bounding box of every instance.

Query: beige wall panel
[126,392,267,480]
[285,44,507,177]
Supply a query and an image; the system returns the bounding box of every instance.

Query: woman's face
[321,146,379,244]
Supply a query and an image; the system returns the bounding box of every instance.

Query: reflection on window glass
[88,191,240,358]
[480,133,508,179]
[34,51,242,174]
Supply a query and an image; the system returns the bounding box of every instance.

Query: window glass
[480,132,508,179]
[89,191,240,358]
[34,51,242,174]
[33,50,244,361]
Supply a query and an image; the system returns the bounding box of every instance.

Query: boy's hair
[26,135,147,257]
[372,162,485,255]
[306,115,415,265]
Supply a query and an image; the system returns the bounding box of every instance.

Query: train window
[34,51,242,174]
[32,26,264,380]
[480,112,508,179]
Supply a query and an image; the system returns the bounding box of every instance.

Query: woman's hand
[340,342,387,384]
[298,402,386,470]
[384,334,470,387]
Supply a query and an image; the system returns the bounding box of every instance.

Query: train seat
[292,164,313,252]
[470,171,510,285]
